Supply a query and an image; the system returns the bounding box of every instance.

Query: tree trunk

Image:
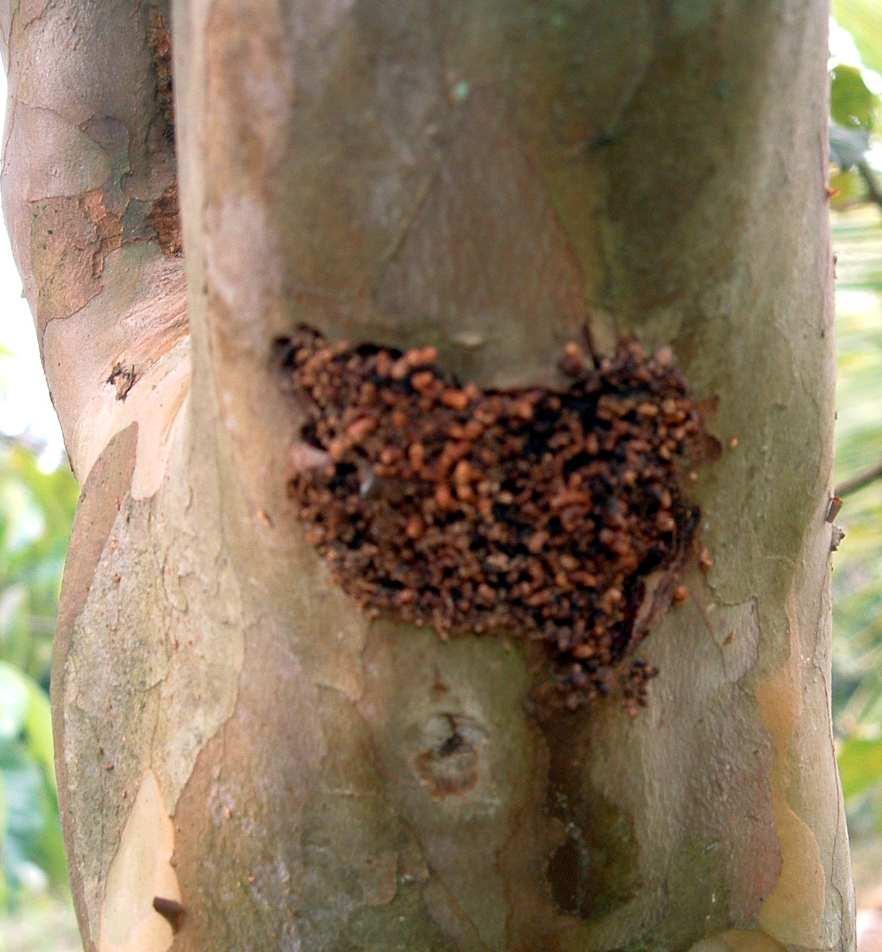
[1,1,856,949]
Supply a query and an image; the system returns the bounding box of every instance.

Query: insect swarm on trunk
[282,326,706,713]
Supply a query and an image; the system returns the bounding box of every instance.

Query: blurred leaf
[832,194,882,850]
[829,167,866,209]
[0,442,76,690]
[839,737,882,799]
[0,739,66,898]
[0,359,75,916]
[0,742,49,892]
[0,665,29,742]
[0,662,62,900]
[0,662,55,781]
[832,287,882,569]
[830,122,871,171]
[831,65,879,132]
[22,681,53,783]
[0,895,81,950]
[0,769,7,850]
[0,585,26,636]
[834,0,882,76]
[0,434,73,910]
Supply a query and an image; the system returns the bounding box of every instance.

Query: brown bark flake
[148,182,183,257]
[81,189,123,277]
[107,363,140,401]
[148,6,175,148]
[153,896,185,932]
[30,189,122,323]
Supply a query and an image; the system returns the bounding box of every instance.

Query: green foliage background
[828,3,882,856]
[0,427,76,910]
[0,348,80,946]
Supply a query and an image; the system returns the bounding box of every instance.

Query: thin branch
[836,459,882,498]
[0,430,45,455]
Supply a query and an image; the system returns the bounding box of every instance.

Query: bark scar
[107,363,139,401]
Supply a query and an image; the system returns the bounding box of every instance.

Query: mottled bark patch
[81,190,124,277]
[148,7,174,148]
[147,6,181,257]
[148,183,182,257]
[30,190,122,322]
[283,327,705,712]
[546,787,638,918]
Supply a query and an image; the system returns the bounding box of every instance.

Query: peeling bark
[0,1,855,950]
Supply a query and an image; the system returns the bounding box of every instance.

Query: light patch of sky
[0,69,66,468]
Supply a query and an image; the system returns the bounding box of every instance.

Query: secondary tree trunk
[1,1,856,949]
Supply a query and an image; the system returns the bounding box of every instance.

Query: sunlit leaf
[831,65,879,132]
[839,737,882,799]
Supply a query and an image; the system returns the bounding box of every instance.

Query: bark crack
[20,0,65,32]
[371,164,440,300]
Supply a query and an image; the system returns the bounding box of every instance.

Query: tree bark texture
[0,1,855,950]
